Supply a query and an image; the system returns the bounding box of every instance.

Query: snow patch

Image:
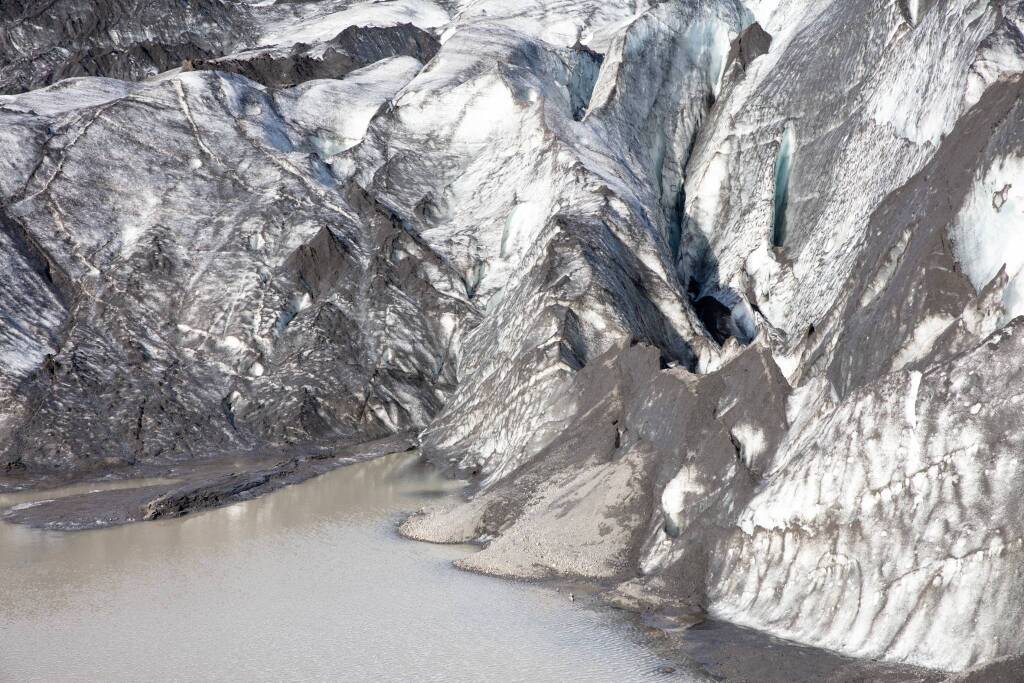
[860,228,912,308]
[905,371,922,428]
[661,465,708,539]
[891,315,955,371]
[453,78,518,143]
[950,155,1024,325]
[901,0,923,27]
[731,424,766,470]
[276,57,424,156]
[261,0,449,47]
[501,200,547,259]
[10,499,54,511]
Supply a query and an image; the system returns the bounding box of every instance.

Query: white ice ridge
[261,0,451,47]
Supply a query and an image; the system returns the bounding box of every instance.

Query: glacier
[2,0,1024,675]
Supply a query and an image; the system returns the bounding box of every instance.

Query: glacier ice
[1,0,1024,675]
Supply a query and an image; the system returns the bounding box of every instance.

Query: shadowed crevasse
[771,125,794,249]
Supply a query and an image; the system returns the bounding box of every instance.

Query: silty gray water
[0,452,697,682]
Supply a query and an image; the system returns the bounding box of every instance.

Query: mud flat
[0,434,416,530]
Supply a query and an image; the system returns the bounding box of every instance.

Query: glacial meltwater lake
[0,453,695,682]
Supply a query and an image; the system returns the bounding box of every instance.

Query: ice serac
[2,0,1024,673]
[347,0,750,484]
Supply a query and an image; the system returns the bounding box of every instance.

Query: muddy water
[0,453,694,682]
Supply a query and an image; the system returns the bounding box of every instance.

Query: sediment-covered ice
[1,0,1023,673]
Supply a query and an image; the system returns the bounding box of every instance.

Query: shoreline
[0,445,1010,682]
[404,529,947,683]
[0,434,416,530]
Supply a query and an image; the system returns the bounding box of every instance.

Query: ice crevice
[566,42,603,121]
[771,124,794,249]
